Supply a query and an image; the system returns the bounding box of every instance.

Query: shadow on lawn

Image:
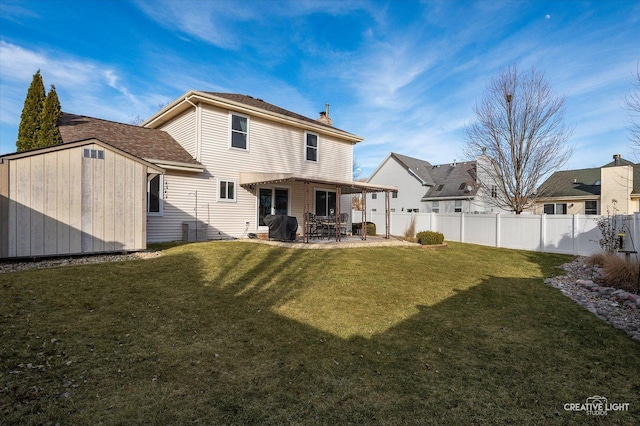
[125,246,640,424]
[2,245,639,425]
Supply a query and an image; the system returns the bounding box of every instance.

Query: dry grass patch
[588,253,640,293]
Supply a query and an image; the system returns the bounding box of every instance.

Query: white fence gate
[360,211,640,257]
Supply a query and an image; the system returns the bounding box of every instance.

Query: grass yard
[1,241,639,425]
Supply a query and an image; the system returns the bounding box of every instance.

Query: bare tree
[623,61,640,151]
[464,64,573,214]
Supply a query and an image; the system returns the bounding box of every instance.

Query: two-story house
[533,154,640,215]
[142,91,395,241]
[365,152,503,215]
[1,91,396,258]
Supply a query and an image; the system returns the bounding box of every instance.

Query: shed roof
[58,113,201,169]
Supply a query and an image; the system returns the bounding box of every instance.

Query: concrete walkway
[240,235,416,249]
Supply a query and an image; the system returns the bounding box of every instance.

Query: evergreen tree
[17,70,46,151]
[36,85,63,148]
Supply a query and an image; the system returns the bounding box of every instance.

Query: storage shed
[0,139,164,259]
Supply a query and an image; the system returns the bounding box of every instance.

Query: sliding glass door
[259,187,289,226]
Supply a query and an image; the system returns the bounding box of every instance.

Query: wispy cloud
[0,41,171,151]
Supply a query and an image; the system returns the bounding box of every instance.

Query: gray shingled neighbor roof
[391,153,436,186]
[388,153,478,199]
[421,161,478,200]
[59,113,200,166]
[538,156,640,197]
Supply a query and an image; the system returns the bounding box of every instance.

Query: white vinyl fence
[360,211,640,257]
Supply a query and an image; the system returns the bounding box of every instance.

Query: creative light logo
[564,396,630,416]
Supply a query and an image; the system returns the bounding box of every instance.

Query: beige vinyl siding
[198,104,352,181]
[160,109,197,158]
[1,144,150,258]
[146,170,260,241]
[153,103,355,240]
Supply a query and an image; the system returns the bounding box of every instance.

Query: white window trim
[314,188,337,216]
[584,200,598,215]
[229,112,249,151]
[147,175,164,216]
[305,131,319,162]
[218,178,237,202]
[257,185,291,229]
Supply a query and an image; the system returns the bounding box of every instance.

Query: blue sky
[1,0,639,178]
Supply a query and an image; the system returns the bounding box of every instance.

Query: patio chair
[339,213,349,237]
[305,212,321,239]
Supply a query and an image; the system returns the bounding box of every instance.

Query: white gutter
[145,158,204,173]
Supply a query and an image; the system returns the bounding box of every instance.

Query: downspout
[184,96,202,163]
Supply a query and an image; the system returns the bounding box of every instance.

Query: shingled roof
[538,155,640,197]
[59,113,201,166]
[421,160,478,200]
[537,168,602,198]
[203,92,346,133]
[391,153,436,186]
[385,153,478,199]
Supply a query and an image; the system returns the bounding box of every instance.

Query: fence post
[495,213,501,248]
[460,213,465,243]
[634,213,640,253]
[540,214,546,253]
[571,214,580,256]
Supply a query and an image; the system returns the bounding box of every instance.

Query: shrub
[352,222,376,236]
[416,231,444,245]
[587,253,639,294]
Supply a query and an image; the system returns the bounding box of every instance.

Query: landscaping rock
[0,251,162,273]
[545,256,640,341]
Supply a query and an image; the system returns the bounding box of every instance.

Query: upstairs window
[432,200,439,213]
[454,200,462,212]
[305,132,318,162]
[230,113,248,150]
[491,185,498,198]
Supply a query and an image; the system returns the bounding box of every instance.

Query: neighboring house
[141,91,395,241]
[366,152,503,215]
[0,139,164,258]
[533,154,640,215]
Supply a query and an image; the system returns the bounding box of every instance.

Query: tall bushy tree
[17,70,46,151]
[464,64,573,214]
[36,85,63,148]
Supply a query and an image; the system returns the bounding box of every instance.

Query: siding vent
[84,148,105,159]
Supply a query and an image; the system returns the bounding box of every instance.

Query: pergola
[239,173,397,243]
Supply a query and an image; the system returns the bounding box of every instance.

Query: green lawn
[1,241,639,425]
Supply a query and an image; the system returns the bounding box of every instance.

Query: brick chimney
[613,154,621,165]
[317,103,333,126]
